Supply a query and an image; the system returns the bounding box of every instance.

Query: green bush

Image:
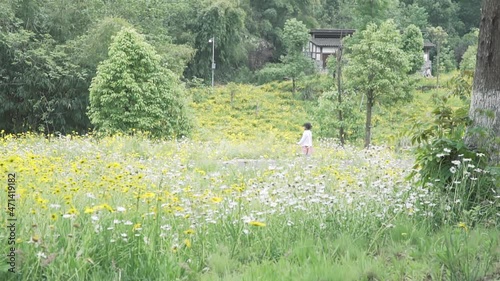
[409,72,497,220]
[256,63,288,85]
[315,90,364,141]
[88,28,192,138]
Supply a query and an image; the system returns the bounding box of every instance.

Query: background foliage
[0,0,483,134]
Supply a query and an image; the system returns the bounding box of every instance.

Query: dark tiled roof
[310,38,342,47]
[424,41,435,48]
[309,29,356,37]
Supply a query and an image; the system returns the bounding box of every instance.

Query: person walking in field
[297,122,313,156]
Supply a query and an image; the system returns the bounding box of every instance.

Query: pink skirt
[302,146,313,155]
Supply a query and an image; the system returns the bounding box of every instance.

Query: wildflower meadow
[2,0,500,279]
[1,130,499,280]
[1,74,499,281]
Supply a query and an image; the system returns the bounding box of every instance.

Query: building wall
[323,47,337,53]
[306,43,339,70]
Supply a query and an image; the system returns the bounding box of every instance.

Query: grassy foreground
[1,134,499,280]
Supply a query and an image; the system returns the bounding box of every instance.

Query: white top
[297,130,312,147]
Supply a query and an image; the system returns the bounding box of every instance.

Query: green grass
[1,71,498,280]
[0,134,498,280]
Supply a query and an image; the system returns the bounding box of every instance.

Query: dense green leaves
[0,14,89,134]
[266,18,315,94]
[345,20,411,102]
[402,24,424,74]
[353,0,399,28]
[282,18,310,53]
[0,0,486,135]
[414,0,461,35]
[344,20,412,147]
[88,28,192,138]
[316,90,364,140]
[184,1,247,83]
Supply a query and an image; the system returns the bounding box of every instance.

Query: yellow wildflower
[211,197,223,203]
[248,221,266,227]
[457,222,468,232]
[100,203,114,212]
[141,192,155,199]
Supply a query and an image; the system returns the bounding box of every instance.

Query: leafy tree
[353,0,399,28]
[255,63,288,84]
[428,26,448,87]
[456,0,482,36]
[316,0,356,29]
[90,1,195,76]
[162,0,202,45]
[453,28,479,66]
[436,45,457,73]
[88,28,192,138]
[415,0,462,35]
[40,0,100,43]
[0,5,89,134]
[185,1,247,83]
[68,18,132,78]
[243,0,321,70]
[316,89,364,141]
[398,3,428,31]
[281,18,315,95]
[402,24,424,74]
[460,44,477,72]
[282,18,310,53]
[344,20,411,148]
[6,0,101,43]
[281,53,316,95]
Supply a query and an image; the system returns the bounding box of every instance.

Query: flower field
[1,134,499,280]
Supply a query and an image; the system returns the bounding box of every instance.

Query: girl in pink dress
[297,122,313,156]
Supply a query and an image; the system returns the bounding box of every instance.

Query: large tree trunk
[465,0,500,164]
[364,89,374,148]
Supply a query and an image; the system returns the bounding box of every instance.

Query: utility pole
[337,34,345,147]
[209,37,215,87]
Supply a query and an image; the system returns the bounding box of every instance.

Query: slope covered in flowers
[190,83,311,143]
[1,134,498,280]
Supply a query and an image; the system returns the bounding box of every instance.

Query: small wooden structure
[306,28,435,73]
[306,29,355,69]
[422,40,435,75]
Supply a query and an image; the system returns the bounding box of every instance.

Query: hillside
[191,73,467,148]
[190,83,311,143]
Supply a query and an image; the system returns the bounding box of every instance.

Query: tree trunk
[436,42,440,88]
[230,89,235,108]
[292,78,296,96]
[465,0,500,164]
[364,89,374,148]
[337,47,345,146]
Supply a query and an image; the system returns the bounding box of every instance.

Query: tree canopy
[88,28,192,138]
[0,0,485,135]
[344,20,411,147]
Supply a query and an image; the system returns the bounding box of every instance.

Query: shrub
[315,90,364,141]
[88,28,192,138]
[409,72,497,219]
[256,63,288,85]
